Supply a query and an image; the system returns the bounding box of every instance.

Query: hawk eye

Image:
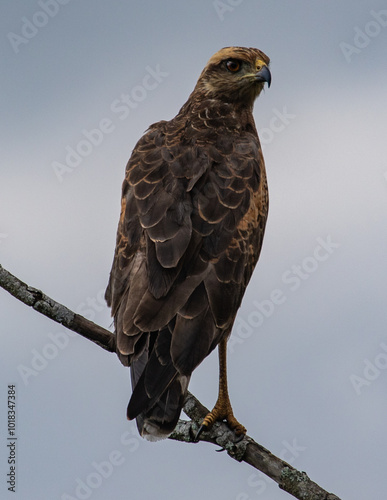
[225,59,241,73]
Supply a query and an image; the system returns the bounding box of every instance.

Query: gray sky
[1,1,387,499]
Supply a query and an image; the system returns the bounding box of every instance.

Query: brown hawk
[105,47,271,440]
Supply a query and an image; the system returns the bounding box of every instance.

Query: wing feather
[106,114,268,427]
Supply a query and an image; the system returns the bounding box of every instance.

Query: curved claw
[194,423,208,442]
[233,433,245,444]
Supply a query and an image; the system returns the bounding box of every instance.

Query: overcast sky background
[1,1,387,499]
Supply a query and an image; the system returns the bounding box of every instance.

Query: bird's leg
[195,337,246,440]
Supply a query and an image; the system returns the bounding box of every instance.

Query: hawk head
[194,46,271,107]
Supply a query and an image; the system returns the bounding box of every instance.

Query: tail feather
[127,360,177,420]
[127,330,190,441]
[136,374,190,441]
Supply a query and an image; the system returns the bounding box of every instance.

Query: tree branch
[0,263,341,500]
[170,393,341,499]
[0,264,116,353]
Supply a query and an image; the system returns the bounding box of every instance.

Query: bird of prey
[105,46,271,441]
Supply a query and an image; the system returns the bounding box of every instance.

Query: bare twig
[0,263,341,500]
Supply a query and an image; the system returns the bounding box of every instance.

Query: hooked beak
[255,65,271,88]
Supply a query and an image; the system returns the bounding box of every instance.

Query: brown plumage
[105,47,271,440]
